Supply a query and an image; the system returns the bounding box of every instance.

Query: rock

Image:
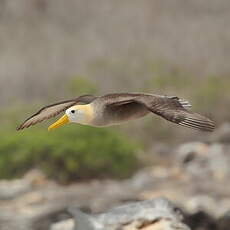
[186,195,219,215]
[122,219,189,230]
[208,144,230,180]
[50,219,74,230]
[0,179,31,200]
[23,169,48,187]
[184,210,218,230]
[175,142,230,180]
[53,198,191,230]
[0,169,47,200]
[175,142,210,177]
[218,211,230,230]
[127,168,156,191]
[176,142,208,164]
[1,140,230,230]
[0,178,139,230]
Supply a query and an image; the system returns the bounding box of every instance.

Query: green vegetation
[0,125,140,183]
[0,76,140,183]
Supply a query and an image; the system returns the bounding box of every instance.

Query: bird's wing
[106,94,215,132]
[17,95,97,130]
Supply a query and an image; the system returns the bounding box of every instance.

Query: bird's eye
[71,110,75,114]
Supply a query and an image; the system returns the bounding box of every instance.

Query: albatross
[17,93,215,132]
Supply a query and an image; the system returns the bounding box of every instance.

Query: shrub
[0,125,140,183]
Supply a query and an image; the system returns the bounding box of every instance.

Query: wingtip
[16,126,22,131]
[16,124,26,131]
[179,117,216,132]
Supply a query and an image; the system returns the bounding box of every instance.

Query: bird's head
[48,104,93,131]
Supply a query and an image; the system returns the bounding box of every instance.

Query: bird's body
[89,93,149,126]
[17,92,215,132]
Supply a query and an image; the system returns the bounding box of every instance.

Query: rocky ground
[0,123,230,230]
[51,198,191,230]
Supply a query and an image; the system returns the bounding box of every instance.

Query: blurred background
[0,0,230,229]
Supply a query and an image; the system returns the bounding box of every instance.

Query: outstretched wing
[137,95,215,132]
[17,95,96,130]
[105,93,215,132]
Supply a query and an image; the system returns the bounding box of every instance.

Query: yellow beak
[48,114,69,131]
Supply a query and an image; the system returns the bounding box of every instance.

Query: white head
[48,105,94,130]
[65,106,87,124]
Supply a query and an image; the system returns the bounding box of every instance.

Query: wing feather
[104,93,215,132]
[136,95,215,132]
[17,95,96,130]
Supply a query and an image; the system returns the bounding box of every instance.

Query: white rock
[50,219,74,230]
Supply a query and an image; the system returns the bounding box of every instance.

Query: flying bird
[17,93,215,132]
